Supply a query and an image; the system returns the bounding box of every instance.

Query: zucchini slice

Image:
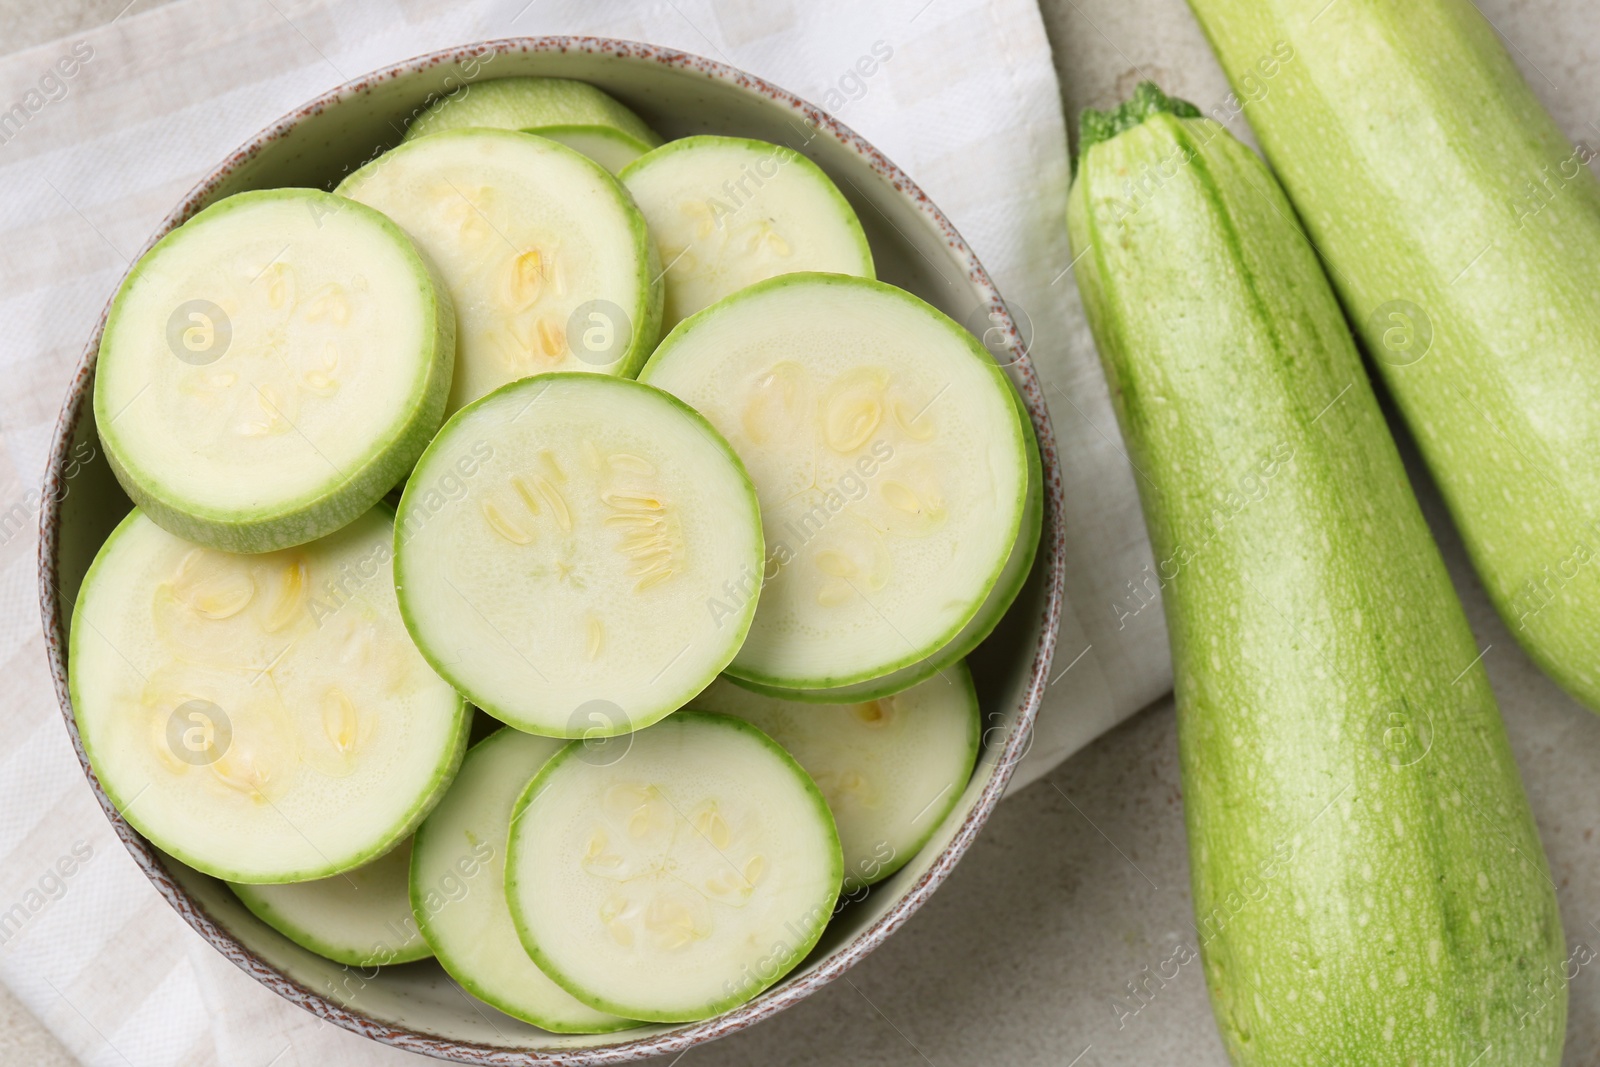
[621,136,874,329]
[638,273,1029,693]
[404,77,663,174]
[691,665,979,890]
[411,728,633,1033]
[69,507,470,883]
[230,838,429,967]
[505,713,842,1023]
[394,374,763,737]
[338,129,662,414]
[93,189,454,554]
[731,385,1042,703]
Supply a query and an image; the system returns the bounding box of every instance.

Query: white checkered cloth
[0,0,1170,1062]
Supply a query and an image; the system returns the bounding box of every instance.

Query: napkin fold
[0,0,1170,1061]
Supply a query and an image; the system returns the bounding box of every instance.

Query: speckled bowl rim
[38,35,1066,1065]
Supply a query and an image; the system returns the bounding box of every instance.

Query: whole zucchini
[1187,0,1600,715]
[1068,85,1565,1066]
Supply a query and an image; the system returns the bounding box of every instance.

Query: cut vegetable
[1070,86,1565,1067]
[506,712,841,1023]
[638,273,1028,693]
[530,125,656,177]
[691,665,979,890]
[621,136,874,328]
[93,188,454,554]
[1188,0,1600,719]
[731,385,1042,703]
[404,77,663,175]
[69,507,470,883]
[395,374,763,737]
[337,129,661,414]
[411,728,632,1033]
[231,838,429,967]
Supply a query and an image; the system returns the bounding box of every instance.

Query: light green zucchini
[337,130,662,414]
[93,189,455,553]
[1186,0,1600,716]
[620,136,874,329]
[69,506,470,884]
[505,712,842,1023]
[726,382,1043,704]
[404,77,663,170]
[410,728,633,1033]
[230,838,430,967]
[690,664,980,890]
[1068,85,1565,1067]
[637,273,1029,694]
[393,374,763,737]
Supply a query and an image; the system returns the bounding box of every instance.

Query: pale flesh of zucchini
[639,273,1028,691]
[338,129,661,413]
[68,508,469,883]
[621,136,874,328]
[394,375,764,736]
[93,189,453,553]
[734,386,1043,703]
[505,713,842,1023]
[691,665,980,891]
[533,125,655,176]
[230,838,430,967]
[410,728,632,1033]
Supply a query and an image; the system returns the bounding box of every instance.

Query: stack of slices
[71,77,1041,1028]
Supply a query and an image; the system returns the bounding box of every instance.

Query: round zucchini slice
[505,713,842,1023]
[404,77,663,175]
[337,129,662,414]
[394,374,763,737]
[621,136,874,329]
[638,273,1029,692]
[68,507,470,883]
[230,838,429,967]
[732,387,1043,703]
[93,189,455,554]
[411,728,633,1033]
[690,664,980,891]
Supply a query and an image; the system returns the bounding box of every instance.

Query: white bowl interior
[44,41,1058,1062]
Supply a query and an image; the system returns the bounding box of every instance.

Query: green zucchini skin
[1186,0,1600,715]
[1068,101,1565,1066]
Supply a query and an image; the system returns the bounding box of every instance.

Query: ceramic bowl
[38,36,1065,1064]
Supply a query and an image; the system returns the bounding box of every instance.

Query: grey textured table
[4,0,1598,1064]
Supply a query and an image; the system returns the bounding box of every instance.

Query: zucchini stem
[1076,81,1201,168]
